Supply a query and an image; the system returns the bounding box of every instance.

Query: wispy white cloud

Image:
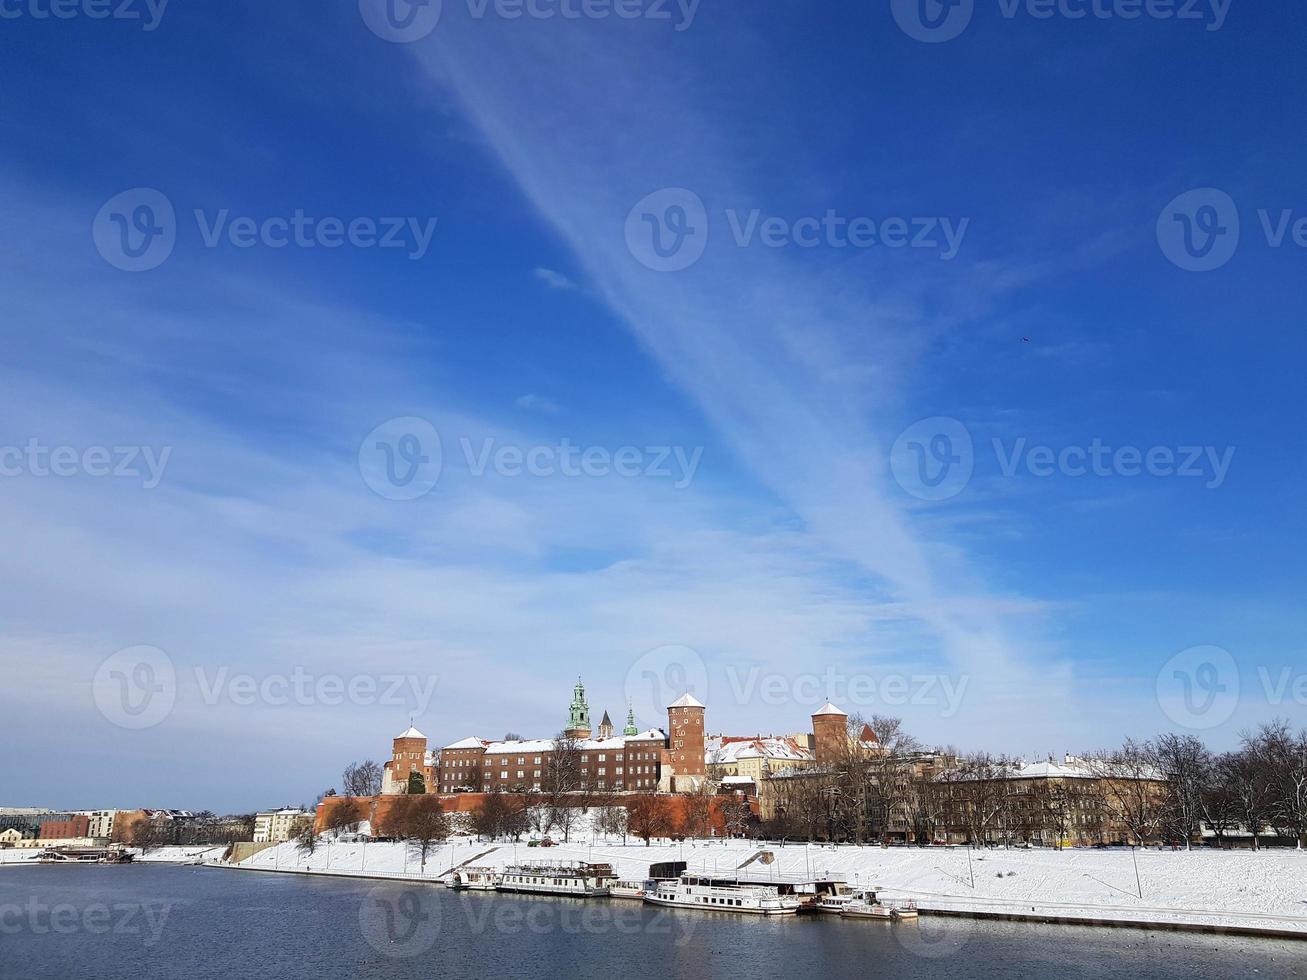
[532,266,577,291]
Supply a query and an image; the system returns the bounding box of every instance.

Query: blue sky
[2,1,1305,812]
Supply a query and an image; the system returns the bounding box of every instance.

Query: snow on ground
[0,845,226,866]
[230,836,1307,935]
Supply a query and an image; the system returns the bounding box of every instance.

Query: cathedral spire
[623,704,639,737]
[565,677,591,738]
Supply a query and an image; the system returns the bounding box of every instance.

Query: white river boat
[496,861,616,897]
[841,891,919,920]
[643,873,803,916]
[448,866,501,891]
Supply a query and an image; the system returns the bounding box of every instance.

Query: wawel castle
[380,678,873,799]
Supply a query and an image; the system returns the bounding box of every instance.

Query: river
[0,866,1302,979]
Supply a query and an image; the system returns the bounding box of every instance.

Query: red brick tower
[388,724,429,793]
[667,693,706,791]
[811,703,848,766]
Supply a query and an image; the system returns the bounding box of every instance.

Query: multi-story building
[39,815,90,840]
[253,808,310,843]
[706,735,816,788]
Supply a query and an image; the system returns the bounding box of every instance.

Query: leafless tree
[342,760,384,797]
[1153,733,1212,849]
[626,795,673,845]
[1084,740,1166,845]
[292,816,318,855]
[392,796,451,871]
[1217,738,1275,850]
[323,798,364,836]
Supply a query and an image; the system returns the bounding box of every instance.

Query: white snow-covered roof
[443,729,666,753]
[707,738,814,765]
[396,726,426,740]
[668,693,705,709]
[721,775,756,785]
[813,702,847,716]
[443,737,488,750]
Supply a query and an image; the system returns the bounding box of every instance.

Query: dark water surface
[1,866,1304,980]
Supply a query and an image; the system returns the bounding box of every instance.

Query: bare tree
[1153,733,1212,849]
[292,816,318,855]
[542,732,584,841]
[323,798,364,836]
[1084,741,1166,845]
[680,783,714,839]
[394,796,451,871]
[1258,720,1307,849]
[342,760,384,797]
[626,795,673,846]
[1218,739,1274,851]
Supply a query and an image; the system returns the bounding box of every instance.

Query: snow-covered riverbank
[0,845,226,866]
[222,837,1307,938]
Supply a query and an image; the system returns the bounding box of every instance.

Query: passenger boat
[840,891,919,920]
[643,873,803,915]
[496,861,616,897]
[811,883,859,914]
[448,866,501,891]
[609,879,648,900]
[37,847,133,864]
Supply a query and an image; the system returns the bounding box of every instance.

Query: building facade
[253,809,310,843]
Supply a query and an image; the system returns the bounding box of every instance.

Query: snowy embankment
[0,845,226,866]
[225,835,1307,937]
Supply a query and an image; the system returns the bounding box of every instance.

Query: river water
[0,866,1303,979]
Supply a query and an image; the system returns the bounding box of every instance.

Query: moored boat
[643,873,803,916]
[496,861,616,897]
[448,866,501,891]
[840,890,919,920]
[609,879,648,900]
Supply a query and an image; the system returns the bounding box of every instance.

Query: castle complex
[379,677,872,799]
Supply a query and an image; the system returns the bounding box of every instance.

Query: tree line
[762,715,1307,850]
